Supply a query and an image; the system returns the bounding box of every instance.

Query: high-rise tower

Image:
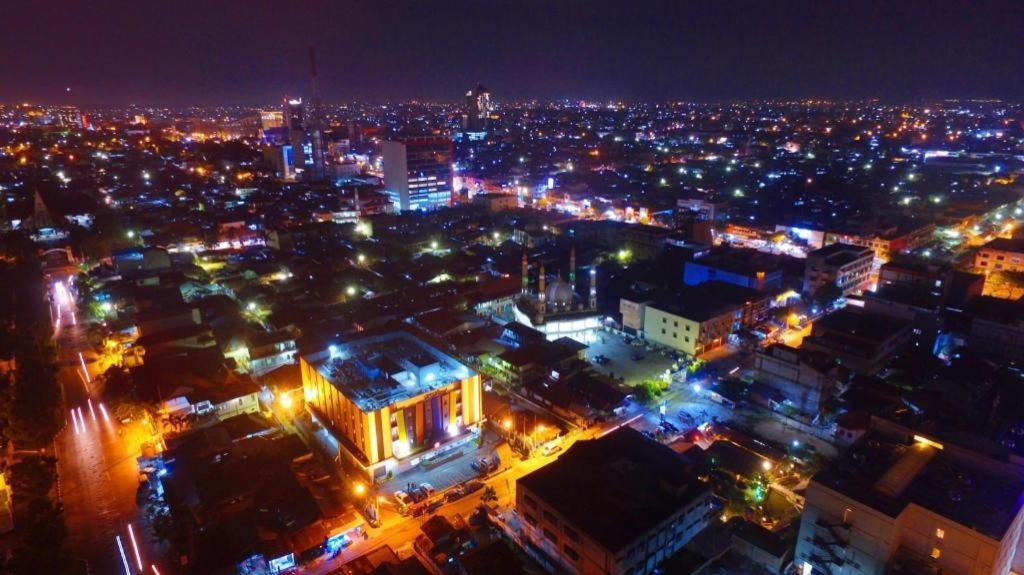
[306,46,327,182]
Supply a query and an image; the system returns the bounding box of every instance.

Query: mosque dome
[545,278,574,307]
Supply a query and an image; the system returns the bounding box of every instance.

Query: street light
[278,393,293,410]
[502,418,512,431]
[353,482,366,496]
[346,286,357,297]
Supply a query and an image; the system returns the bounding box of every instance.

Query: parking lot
[585,331,678,385]
[378,428,510,498]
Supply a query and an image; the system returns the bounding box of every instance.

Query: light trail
[70,408,80,435]
[151,565,162,575]
[115,535,132,575]
[76,407,86,435]
[127,523,145,572]
[78,352,91,383]
[76,368,91,394]
[88,399,97,422]
[99,402,111,424]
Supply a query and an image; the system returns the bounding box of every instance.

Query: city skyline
[3,0,1023,106]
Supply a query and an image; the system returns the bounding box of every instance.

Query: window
[930,547,941,559]
[524,513,537,526]
[564,526,580,542]
[543,510,559,526]
[524,495,537,509]
[935,528,945,539]
[661,329,666,335]
[563,545,580,561]
[543,528,558,543]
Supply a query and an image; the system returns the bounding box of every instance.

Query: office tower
[306,46,326,182]
[462,83,491,133]
[381,137,454,211]
[283,97,306,159]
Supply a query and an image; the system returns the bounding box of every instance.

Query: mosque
[511,246,603,343]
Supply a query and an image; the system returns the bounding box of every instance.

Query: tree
[812,283,844,309]
[635,379,667,403]
[481,485,498,504]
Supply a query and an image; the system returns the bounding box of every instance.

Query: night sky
[3,0,1023,106]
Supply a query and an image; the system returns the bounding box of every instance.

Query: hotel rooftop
[303,331,475,413]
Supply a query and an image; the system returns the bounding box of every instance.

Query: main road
[49,278,164,575]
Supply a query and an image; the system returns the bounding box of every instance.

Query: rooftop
[304,331,475,412]
[981,237,1024,253]
[813,431,1024,541]
[517,427,709,553]
[809,242,873,266]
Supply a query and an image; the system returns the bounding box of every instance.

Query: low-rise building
[640,282,770,357]
[803,243,874,296]
[755,344,840,415]
[801,309,911,375]
[684,247,784,291]
[974,237,1024,272]
[965,296,1024,363]
[795,430,1024,575]
[516,427,713,575]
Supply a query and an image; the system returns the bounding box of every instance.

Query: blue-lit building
[382,137,453,211]
[683,247,783,291]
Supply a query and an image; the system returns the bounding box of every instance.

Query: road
[300,440,568,575]
[49,277,164,575]
[299,330,837,573]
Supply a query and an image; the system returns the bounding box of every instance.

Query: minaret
[521,252,529,295]
[589,267,597,309]
[569,246,577,294]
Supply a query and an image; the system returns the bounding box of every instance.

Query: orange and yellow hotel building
[299,331,483,481]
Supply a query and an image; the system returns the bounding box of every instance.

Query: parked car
[542,444,563,456]
[463,480,484,495]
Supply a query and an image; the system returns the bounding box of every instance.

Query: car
[426,499,445,514]
[631,353,645,361]
[463,480,484,495]
[420,483,435,496]
[394,491,412,506]
[471,457,490,473]
[542,444,563,456]
[630,338,646,347]
[445,487,467,502]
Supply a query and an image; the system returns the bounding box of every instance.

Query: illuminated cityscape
[0,2,1023,574]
